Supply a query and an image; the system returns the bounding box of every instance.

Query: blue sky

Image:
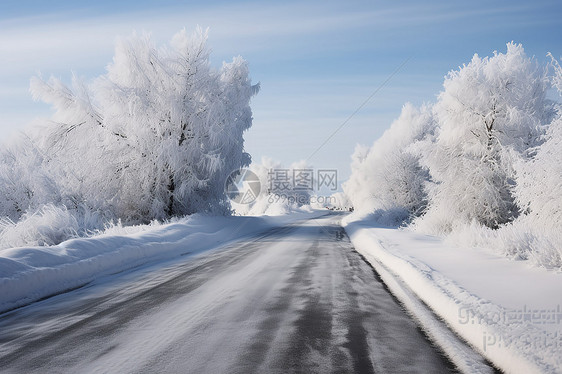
[1,0,561,183]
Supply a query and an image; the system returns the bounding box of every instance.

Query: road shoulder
[343,218,562,374]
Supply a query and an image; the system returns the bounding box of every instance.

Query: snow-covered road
[0,214,469,373]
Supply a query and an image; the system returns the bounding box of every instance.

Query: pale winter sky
[1,0,561,184]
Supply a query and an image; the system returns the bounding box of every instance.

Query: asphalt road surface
[0,214,461,373]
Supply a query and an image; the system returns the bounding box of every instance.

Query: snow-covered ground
[343,215,562,374]
[0,211,323,314]
[1,212,470,373]
[3,208,558,373]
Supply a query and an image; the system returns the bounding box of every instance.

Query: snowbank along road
[0,214,486,373]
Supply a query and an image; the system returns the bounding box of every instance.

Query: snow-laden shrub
[342,207,410,229]
[0,204,107,249]
[445,218,562,270]
[417,43,550,233]
[342,103,435,219]
[96,218,167,237]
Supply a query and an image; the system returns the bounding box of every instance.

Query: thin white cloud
[0,0,557,150]
[0,3,373,59]
[0,1,542,72]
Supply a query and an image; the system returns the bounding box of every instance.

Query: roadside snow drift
[344,218,562,374]
[0,212,319,314]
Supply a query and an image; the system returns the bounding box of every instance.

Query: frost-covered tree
[0,134,61,221]
[514,56,562,229]
[515,114,562,229]
[28,28,259,223]
[418,43,550,231]
[550,53,562,94]
[342,103,435,219]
